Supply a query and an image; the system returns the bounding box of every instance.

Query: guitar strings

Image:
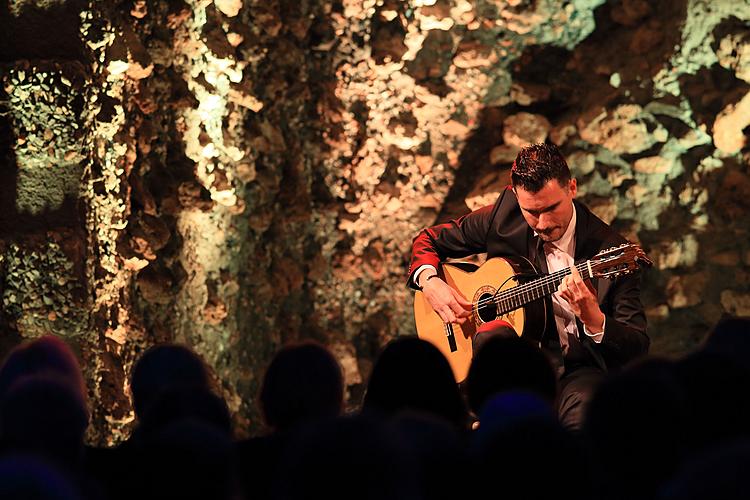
[494,253,631,306]
[482,262,587,308]
[472,267,580,311]
[472,266,581,313]
[472,261,591,312]
[456,247,634,318]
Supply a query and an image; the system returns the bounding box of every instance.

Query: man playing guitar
[409,143,649,429]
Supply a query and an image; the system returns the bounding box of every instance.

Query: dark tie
[532,235,548,274]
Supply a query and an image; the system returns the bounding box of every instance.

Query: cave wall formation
[0,0,749,443]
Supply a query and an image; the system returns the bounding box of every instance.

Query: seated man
[408,143,649,429]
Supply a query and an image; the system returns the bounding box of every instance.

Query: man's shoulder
[492,185,520,212]
[487,186,526,227]
[574,200,629,250]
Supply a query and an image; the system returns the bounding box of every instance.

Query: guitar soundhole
[476,292,498,323]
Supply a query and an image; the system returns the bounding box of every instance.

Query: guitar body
[414,256,548,383]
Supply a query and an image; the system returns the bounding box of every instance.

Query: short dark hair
[511,143,571,193]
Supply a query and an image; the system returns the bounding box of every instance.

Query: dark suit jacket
[408,187,649,372]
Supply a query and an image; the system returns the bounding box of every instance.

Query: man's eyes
[524,203,559,216]
[525,208,550,216]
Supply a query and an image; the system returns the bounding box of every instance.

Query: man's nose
[536,213,555,230]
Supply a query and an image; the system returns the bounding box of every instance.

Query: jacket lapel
[527,226,548,274]
[573,200,609,304]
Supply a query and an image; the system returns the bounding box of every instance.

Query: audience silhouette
[464,334,557,415]
[272,414,420,500]
[469,390,590,500]
[95,343,224,500]
[130,344,212,421]
[584,357,689,500]
[0,335,87,405]
[386,411,468,500]
[238,340,344,500]
[0,336,98,497]
[1,375,88,465]
[659,438,750,500]
[0,316,748,500]
[362,337,467,430]
[259,341,344,431]
[0,454,83,500]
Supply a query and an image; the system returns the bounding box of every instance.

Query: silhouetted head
[130,344,210,419]
[465,335,556,414]
[673,348,750,454]
[0,375,88,465]
[584,357,688,500]
[260,341,344,431]
[138,385,232,438]
[274,415,419,500]
[0,335,86,404]
[659,438,750,500]
[387,411,467,500]
[511,143,576,243]
[0,454,82,500]
[362,337,467,429]
[472,390,555,440]
[134,417,239,500]
[702,315,750,372]
[469,391,587,500]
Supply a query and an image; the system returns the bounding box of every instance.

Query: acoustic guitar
[413,243,652,382]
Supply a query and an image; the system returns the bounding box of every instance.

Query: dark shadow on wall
[572,0,689,108]
[0,0,87,62]
[0,101,22,352]
[435,106,509,225]
[435,0,691,227]
[0,79,20,236]
[508,0,690,121]
[0,63,85,238]
[679,64,750,132]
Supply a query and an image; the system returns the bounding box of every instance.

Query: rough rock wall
[0,0,749,443]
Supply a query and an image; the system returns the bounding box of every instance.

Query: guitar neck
[495,261,593,315]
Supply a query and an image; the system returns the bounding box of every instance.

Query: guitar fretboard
[490,261,593,315]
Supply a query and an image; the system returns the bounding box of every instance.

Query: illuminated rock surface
[0,0,749,443]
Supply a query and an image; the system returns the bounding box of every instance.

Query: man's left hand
[558,264,605,334]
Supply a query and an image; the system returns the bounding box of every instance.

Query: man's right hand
[421,275,473,324]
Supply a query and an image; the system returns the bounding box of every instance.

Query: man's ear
[569,178,577,197]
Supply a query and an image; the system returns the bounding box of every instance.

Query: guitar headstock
[590,243,653,280]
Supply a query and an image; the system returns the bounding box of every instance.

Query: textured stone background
[0,0,749,444]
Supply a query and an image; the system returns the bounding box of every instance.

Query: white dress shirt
[541,205,604,353]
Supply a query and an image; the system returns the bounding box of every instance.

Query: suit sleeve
[407,201,499,290]
[597,271,649,364]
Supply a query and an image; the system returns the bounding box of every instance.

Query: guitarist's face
[515,178,577,243]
